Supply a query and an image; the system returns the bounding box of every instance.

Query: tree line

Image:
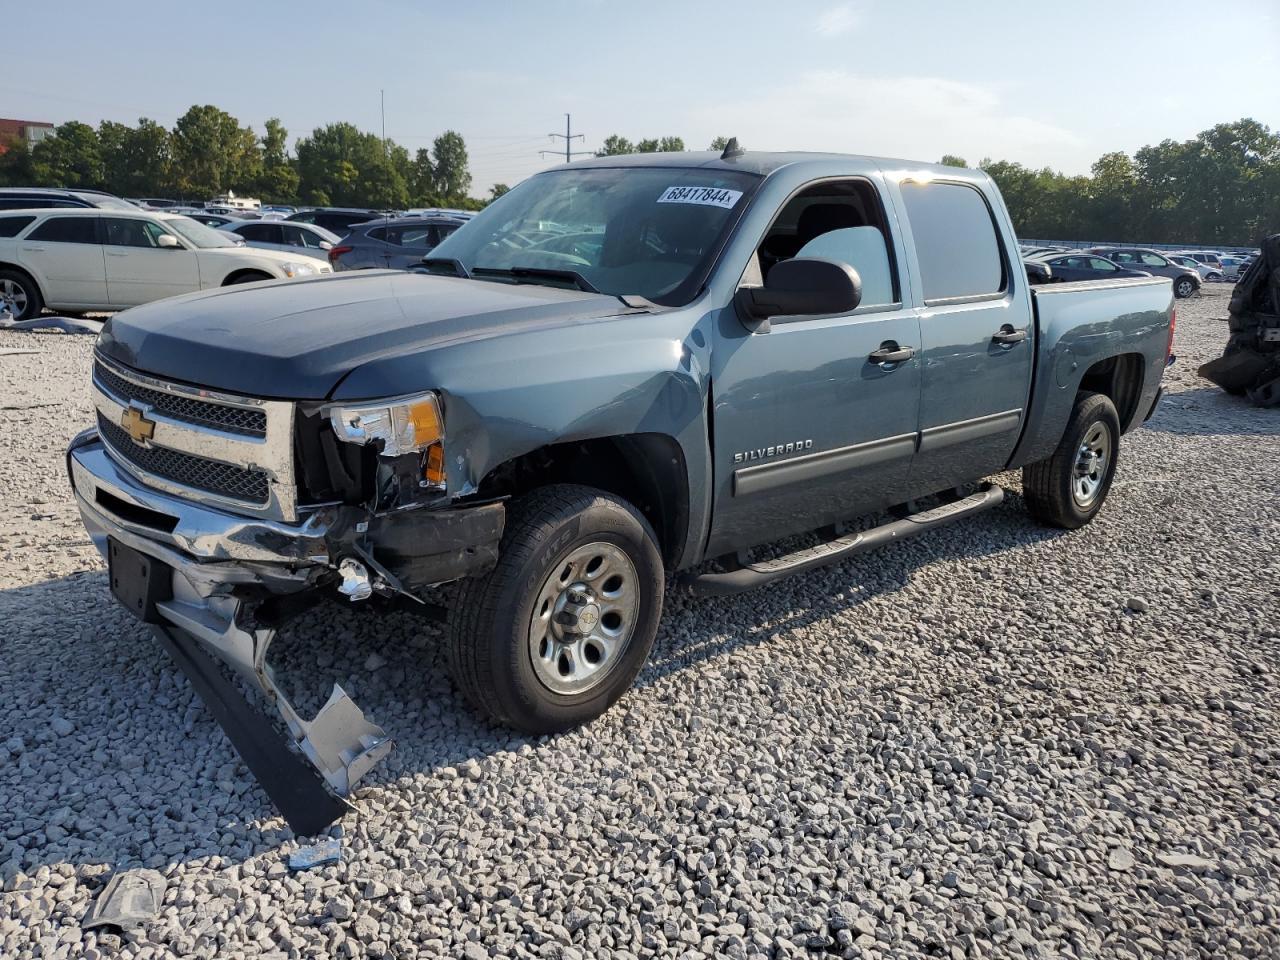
[1,110,1275,244]
[0,105,482,210]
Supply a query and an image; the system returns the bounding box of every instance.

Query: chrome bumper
[68,428,392,819]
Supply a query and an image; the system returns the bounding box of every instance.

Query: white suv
[0,208,331,320]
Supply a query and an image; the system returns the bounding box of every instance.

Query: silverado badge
[121,405,156,445]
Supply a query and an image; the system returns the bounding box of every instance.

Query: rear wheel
[1022,392,1121,529]
[0,269,43,321]
[446,484,664,733]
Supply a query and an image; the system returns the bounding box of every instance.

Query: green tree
[409,148,438,205]
[939,154,968,168]
[431,131,471,203]
[296,122,408,208]
[0,137,35,186]
[596,135,634,157]
[489,183,511,200]
[99,118,174,197]
[171,105,261,197]
[709,136,732,151]
[256,118,299,203]
[31,121,103,188]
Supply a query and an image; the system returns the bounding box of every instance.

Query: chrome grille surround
[92,352,298,521]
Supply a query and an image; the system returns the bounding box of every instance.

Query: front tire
[1174,277,1197,298]
[0,269,43,321]
[1022,392,1121,529]
[447,484,664,734]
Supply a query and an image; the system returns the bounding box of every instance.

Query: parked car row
[1022,246,1202,298]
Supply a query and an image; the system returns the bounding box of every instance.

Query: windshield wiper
[419,256,470,278]
[471,265,600,293]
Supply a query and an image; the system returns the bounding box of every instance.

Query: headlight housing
[280,260,318,278]
[328,391,446,488]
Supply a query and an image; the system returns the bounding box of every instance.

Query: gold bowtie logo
[121,405,156,445]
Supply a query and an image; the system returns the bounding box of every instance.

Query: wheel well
[474,434,689,566]
[0,261,44,300]
[222,269,273,285]
[1079,353,1145,431]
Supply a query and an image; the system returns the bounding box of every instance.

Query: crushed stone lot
[1,284,1278,959]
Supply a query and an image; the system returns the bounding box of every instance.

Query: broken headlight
[327,391,446,489]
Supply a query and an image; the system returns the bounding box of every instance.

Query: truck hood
[96,271,631,399]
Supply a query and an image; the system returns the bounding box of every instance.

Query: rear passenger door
[21,215,107,306]
[890,178,1034,496]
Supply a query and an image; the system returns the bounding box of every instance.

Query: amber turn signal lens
[407,399,442,444]
[423,443,446,486]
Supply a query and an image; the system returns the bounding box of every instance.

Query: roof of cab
[562,150,981,179]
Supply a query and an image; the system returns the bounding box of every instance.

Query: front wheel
[1022,392,1121,529]
[1174,277,1197,298]
[446,484,665,734]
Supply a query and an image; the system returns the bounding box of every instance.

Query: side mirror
[735,257,862,331]
[320,240,333,251]
[156,234,181,249]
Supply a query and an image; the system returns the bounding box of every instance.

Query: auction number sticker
[657,185,743,209]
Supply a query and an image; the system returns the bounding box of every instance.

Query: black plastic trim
[918,409,1022,453]
[733,432,916,497]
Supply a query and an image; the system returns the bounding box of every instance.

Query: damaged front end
[68,363,504,833]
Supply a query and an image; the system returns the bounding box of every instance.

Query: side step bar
[686,484,1005,597]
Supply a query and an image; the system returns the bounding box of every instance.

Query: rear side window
[29,216,98,244]
[899,181,1005,302]
[0,215,35,237]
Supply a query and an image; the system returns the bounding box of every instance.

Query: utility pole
[380,89,387,157]
[541,113,592,163]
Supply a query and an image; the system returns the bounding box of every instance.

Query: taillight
[1166,308,1176,362]
[328,244,353,263]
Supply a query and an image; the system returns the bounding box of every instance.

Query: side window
[240,223,281,243]
[104,218,167,247]
[756,179,899,310]
[366,227,388,243]
[1090,258,1118,272]
[0,215,36,237]
[899,181,1004,302]
[399,228,434,249]
[281,225,312,247]
[1140,252,1167,266]
[1111,251,1138,264]
[29,216,98,244]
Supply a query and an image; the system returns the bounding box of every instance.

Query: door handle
[992,325,1028,345]
[106,251,128,257]
[21,246,45,252]
[868,342,916,366]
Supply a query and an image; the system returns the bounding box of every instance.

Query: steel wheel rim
[528,541,639,696]
[1072,422,1111,508]
[1177,279,1193,297]
[1,279,28,316]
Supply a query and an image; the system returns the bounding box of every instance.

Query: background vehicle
[287,207,388,233]
[0,187,138,211]
[0,208,330,318]
[1181,250,1225,273]
[1220,255,1247,278]
[68,150,1174,832]
[171,209,242,228]
[1033,252,1151,282]
[218,219,340,261]
[1167,253,1222,281]
[405,207,476,220]
[330,215,465,270]
[1089,247,1200,297]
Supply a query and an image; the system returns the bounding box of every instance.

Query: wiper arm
[419,256,470,278]
[471,265,600,293]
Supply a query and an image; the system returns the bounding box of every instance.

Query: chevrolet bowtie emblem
[121,405,156,445]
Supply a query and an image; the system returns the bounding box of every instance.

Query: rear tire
[0,269,43,321]
[1022,392,1121,529]
[446,484,664,734]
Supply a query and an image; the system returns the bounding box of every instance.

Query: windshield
[167,216,241,248]
[429,166,761,304]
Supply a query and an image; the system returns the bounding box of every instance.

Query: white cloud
[687,70,1086,170]
[816,4,859,37]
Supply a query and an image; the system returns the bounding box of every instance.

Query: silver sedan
[217,220,341,263]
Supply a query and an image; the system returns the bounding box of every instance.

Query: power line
[540,114,593,164]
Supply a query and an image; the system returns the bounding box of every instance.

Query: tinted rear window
[0,215,35,237]
[899,181,1005,302]
[28,216,98,244]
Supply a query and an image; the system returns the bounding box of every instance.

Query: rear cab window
[898,180,1006,303]
[28,216,99,244]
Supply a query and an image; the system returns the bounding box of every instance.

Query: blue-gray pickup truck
[68,147,1174,831]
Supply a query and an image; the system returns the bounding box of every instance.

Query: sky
[6,0,1278,197]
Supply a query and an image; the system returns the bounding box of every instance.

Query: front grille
[94,361,267,438]
[98,412,270,504]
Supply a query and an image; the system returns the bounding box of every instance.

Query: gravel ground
[1,285,1278,959]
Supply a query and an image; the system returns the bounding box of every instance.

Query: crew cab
[67,149,1173,832]
[0,208,330,320]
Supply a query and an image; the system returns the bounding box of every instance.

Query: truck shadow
[0,486,1068,887]
[1146,385,1279,436]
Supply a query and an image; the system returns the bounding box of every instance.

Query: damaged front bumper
[68,428,503,832]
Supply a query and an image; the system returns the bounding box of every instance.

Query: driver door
[103,218,199,305]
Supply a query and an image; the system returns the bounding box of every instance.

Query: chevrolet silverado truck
[68,147,1174,832]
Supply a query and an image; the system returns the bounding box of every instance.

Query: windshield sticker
[657,186,743,209]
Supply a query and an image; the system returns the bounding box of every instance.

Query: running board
[686,484,1005,597]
